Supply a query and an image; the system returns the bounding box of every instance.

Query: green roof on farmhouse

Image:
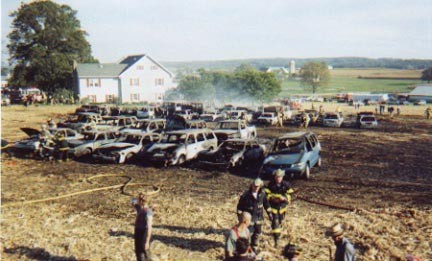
[76,63,127,78]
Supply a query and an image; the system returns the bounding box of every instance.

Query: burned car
[323,112,344,128]
[213,120,257,144]
[68,131,118,158]
[120,119,166,134]
[96,116,137,131]
[260,132,321,180]
[257,112,278,126]
[197,139,266,170]
[93,132,161,163]
[58,112,103,131]
[143,129,218,166]
[13,128,83,156]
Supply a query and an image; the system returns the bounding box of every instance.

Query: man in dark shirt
[330,223,355,261]
[237,178,270,252]
[132,193,153,261]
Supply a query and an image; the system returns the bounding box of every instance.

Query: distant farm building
[75,54,174,104]
[262,66,290,79]
[351,93,389,103]
[408,85,432,103]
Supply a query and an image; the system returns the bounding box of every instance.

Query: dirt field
[1,104,432,261]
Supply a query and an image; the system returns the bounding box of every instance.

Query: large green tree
[421,67,432,83]
[300,62,331,94]
[7,0,97,92]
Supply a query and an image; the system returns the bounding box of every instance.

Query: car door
[306,135,319,166]
[185,134,198,159]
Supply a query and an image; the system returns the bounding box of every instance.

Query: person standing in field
[425,107,432,119]
[132,193,153,261]
[226,212,253,259]
[264,169,294,247]
[277,108,284,127]
[329,223,355,261]
[237,178,270,252]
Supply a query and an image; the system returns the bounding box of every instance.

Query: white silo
[289,60,296,76]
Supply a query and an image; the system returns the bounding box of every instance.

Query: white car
[120,119,166,134]
[68,131,118,158]
[136,107,155,119]
[257,112,278,125]
[92,132,161,163]
[199,112,225,122]
[323,113,344,128]
[144,129,218,166]
[359,115,378,129]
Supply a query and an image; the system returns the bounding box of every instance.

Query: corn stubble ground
[1,104,432,261]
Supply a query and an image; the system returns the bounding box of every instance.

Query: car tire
[303,164,311,180]
[177,155,186,165]
[317,156,322,168]
[83,148,92,157]
[125,152,135,163]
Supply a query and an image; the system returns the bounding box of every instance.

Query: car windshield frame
[273,137,304,153]
[216,122,239,130]
[161,133,187,144]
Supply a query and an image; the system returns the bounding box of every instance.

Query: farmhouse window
[130,78,140,86]
[137,65,144,70]
[151,65,158,70]
[155,78,164,86]
[130,93,140,101]
[87,79,101,87]
[105,95,115,103]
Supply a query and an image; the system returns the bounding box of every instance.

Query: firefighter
[264,169,294,247]
[237,178,270,252]
[277,108,284,127]
[425,107,432,120]
[301,113,310,128]
[54,132,69,161]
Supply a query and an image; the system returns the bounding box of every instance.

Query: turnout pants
[271,210,286,242]
[248,222,262,249]
[134,228,151,261]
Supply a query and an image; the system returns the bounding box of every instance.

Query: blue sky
[2,0,432,62]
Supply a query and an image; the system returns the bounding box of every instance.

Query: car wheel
[125,152,135,163]
[317,156,322,168]
[303,164,311,180]
[177,155,186,165]
[83,148,92,157]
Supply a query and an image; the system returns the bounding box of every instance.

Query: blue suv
[260,132,321,180]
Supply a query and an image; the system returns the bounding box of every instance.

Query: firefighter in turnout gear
[237,178,270,252]
[264,169,294,247]
[54,132,69,161]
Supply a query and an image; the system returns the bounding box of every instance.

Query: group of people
[38,121,69,161]
[225,169,355,261]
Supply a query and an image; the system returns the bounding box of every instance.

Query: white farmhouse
[75,54,174,103]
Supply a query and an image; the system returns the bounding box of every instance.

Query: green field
[280,68,423,96]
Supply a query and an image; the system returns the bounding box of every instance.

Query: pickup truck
[213,120,257,143]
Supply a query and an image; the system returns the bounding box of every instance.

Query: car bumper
[260,164,305,179]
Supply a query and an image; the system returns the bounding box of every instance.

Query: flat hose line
[1,174,164,208]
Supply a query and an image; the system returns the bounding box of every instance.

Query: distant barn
[408,85,432,103]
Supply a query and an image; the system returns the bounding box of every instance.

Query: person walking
[237,178,270,252]
[226,212,252,259]
[264,169,294,247]
[329,223,355,261]
[425,107,432,120]
[132,193,153,261]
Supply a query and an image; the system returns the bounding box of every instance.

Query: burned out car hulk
[197,139,266,170]
[213,120,257,144]
[92,133,161,163]
[260,132,321,180]
[143,129,218,166]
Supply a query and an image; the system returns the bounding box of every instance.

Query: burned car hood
[199,149,243,163]
[21,128,40,137]
[98,142,136,150]
[264,152,303,165]
[68,140,91,148]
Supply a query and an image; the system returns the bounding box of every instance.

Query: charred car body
[68,131,118,158]
[120,119,166,134]
[197,139,266,170]
[143,129,218,166]
[213,120,257,144]
[260,132,321,180]
[93,132,161,163]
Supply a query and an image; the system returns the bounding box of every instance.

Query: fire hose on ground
[1,174,163,208]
